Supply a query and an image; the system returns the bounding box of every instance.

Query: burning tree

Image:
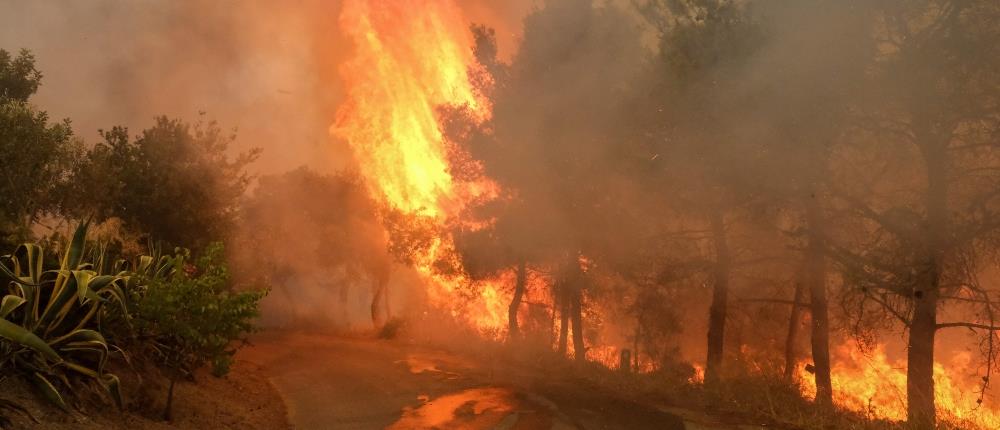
[726,0,872,407]
[450,0,650,360]
[328,0,1000,427]
[827,1,1000,426]
[639,0,770,388]
[332,0,510,332]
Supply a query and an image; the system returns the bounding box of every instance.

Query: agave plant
[0,222,140,410]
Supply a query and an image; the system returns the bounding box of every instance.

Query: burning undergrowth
[215,0,1000,428]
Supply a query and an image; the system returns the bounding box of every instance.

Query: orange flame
[690,363,705,384]
[333,0,507,333]
[334,0,489,218]
[797,341,1000,428]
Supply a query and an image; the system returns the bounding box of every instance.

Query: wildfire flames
[332,1,1000,428]
[333,0,508,332]
[797,341,1000,427]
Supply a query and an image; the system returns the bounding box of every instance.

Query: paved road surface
[240,332,753,430]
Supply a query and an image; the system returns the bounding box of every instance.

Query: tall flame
[334,0,488,218]
[333,0,506,332]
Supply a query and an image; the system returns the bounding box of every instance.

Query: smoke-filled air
[2,1,1000,429]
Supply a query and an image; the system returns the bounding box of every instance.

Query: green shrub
[119,242,264,420]
[130,242,264,379]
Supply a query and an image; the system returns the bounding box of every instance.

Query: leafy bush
[130,243,264,377]
[124,242,264,419]
[0,223,129,411]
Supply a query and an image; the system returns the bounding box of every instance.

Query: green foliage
[0,49,77,248]
[130,243,264,378]
[0,49,42,102]
[64,116,259,251]
[0,223,129,410]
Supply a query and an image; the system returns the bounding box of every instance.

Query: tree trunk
[705,210,731,386]
[570,287,585,362]
[558,287,569,355]
[549,293,557,347]
[783,282,806,382]
[633,315,642,371]
[508,260,527,341]
[907,141,947,429]
[370,268,390,326]
[383,279,392,318]
[370,282,384,325]
[907,287,938,429]
[163,377,176,422]
[805,198,833,407]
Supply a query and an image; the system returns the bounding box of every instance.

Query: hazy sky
[0,0,532,175]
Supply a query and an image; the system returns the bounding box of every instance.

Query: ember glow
[797,342,1000,427]
[333,0,508,333]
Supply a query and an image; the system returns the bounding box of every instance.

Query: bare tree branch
[936,322,1000,331]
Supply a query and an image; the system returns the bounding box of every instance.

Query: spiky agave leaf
[61,360,124,408]
[0,221,141,415]
[39,270,115,337]
[0,244,44,285]
[101,374,124,410]
[37,273,80,336]
[61,341,111,374]
[30,373,67,411]
[42,222,89,326]
[0,295,26,319]
[0,318,61,362]
[61,222,89,273]
[49,329,106,348]
[136,255,154,275]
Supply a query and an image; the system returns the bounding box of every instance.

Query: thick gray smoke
[1,0,344,174]
[0,0,530,177]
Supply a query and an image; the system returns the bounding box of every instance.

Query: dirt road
[240,332,753,430]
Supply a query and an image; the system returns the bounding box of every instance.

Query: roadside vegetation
[0,49,264,426]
